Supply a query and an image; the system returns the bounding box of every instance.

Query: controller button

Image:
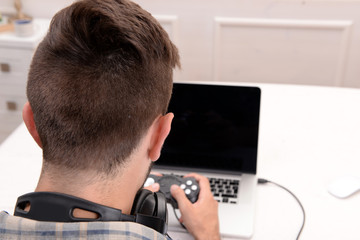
[180,184,186,189]
[191,185,198,191]
[186,180,193,185]
[144,178,155,187]
[185,189,191,195]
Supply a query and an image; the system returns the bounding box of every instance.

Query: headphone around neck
[14,190,168,234]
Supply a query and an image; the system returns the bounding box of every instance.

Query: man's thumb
[170,185,190,209]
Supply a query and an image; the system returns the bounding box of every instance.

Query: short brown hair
[27,0,180,173]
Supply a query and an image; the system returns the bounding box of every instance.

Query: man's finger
[149,172,163,177]
[143,183,160,192]
[170,184,192,210]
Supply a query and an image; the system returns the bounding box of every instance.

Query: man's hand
[171,173,220,240]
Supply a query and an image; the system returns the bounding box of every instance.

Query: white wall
[1,0,360,88]
[0,0,73,18]
[134,0,360,88]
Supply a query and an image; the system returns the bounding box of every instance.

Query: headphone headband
[14,191,167,234]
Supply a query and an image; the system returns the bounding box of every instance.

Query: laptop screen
[156,83,261,175]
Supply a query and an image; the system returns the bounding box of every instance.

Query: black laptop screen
[156,83,261,174]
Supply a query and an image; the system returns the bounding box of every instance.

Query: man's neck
[34,136,152,217]
[35,166,144,216]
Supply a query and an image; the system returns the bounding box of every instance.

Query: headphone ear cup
[131,189,167,222]
[154,192,167,221]
[130,189,168,234]
[131,189,156,216]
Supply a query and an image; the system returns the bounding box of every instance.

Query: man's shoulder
[0,211,169,240]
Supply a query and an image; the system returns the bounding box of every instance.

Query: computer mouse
[328,176,360,198]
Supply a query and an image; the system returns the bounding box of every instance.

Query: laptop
[153,81,261,239]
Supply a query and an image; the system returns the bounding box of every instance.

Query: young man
[0,0,220,239]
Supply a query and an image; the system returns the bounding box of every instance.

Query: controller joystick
[145,174,200,209]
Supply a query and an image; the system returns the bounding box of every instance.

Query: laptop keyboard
[209,177,239,204]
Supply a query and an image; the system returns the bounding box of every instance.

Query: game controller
[145,174,200,208]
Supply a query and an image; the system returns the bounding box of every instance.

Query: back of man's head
[27,0,180,174]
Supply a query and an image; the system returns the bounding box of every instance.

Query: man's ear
[148,113,174,161]
[23,102,42,148]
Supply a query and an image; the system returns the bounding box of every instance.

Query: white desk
[1,83,360,239]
